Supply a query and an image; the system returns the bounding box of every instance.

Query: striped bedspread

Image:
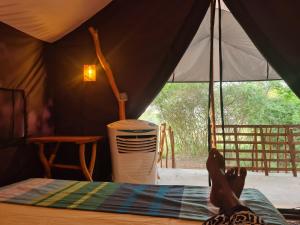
[0,178,286,224]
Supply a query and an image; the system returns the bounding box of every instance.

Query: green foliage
[139,81,300,157]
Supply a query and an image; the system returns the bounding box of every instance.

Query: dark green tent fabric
[44,0,210,181]
[224,0,300,98]
[0,0,210,183]
[0,23,51,136]
[0,23,47,186]
[1,0,300,184]
[45,0,210,135]
[0,0,209,181]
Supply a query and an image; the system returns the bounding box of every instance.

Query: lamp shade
[83,64,96,81]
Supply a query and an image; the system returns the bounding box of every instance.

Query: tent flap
[224,0,300,97]
[171,7,281,82]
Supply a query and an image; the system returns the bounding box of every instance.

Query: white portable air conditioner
[107,119,158,184]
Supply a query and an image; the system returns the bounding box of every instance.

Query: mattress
[0,178,287,225]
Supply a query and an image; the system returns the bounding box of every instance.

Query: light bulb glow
[83,64,96,81]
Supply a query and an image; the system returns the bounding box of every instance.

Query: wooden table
[28,136,103,181]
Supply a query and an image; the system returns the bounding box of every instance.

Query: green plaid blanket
[0,178,286,224]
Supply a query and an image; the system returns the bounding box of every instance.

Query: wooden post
[260,127,269,176]
[284,127,288,173]
[165,127,170,168]
[88,27,127,120]
[267,128,271,169]
[251,127,254,171]
[234,127,240,168]
[276,127,280,173]
[253,127,258,172]
[169,126,176,168]
[158,123,166,167]
[287,128,297,177]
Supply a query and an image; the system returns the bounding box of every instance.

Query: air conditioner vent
[116,135,157,153]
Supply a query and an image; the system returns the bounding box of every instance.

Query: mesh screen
[0,88,26,140]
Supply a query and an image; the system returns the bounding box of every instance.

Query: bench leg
[38,143,52,178]
[89,142,97,175]
[79,144,93,181]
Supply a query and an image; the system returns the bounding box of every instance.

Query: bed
[0,178,287,225]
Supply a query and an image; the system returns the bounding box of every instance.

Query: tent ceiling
[0,0,282,82]
[171,7,281,82]
[0,0,112,42]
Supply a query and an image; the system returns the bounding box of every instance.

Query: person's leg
[204,149,265,225]
[206,149,241,213]
[225,167,247,199]
[210,166,247,208]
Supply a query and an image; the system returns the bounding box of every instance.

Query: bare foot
[206,149,246,210]
[226,167,247,199]
[206,149,228,207]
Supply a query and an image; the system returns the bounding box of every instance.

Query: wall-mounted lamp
[83,64,96,81]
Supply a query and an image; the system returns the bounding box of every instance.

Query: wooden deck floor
[157,168,300,209]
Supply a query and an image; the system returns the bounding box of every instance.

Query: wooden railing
[158,123,176,168]
[216,125,300,177]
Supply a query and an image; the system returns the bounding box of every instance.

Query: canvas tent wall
[224,0,300,98]
[0,0,300,183]
[171,3,281,82]
[0,0,210,183]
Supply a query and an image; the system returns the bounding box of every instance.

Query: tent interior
[0,0,299,224]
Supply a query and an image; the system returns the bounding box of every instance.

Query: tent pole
[218,0,226,169]
[89,27,127,120]
[207,0,217,187]
[209,93,217,149]
[209,0,217,150]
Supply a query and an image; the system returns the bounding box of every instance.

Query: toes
[207,149,222,170]
[215,150,224,161]
[207,149,226,172]
[226,168,234,177]
[240,167,247,178]
[214,150,225,166]
[225,170,230,178]
[233,167,238,177]
[208,149,218,159]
